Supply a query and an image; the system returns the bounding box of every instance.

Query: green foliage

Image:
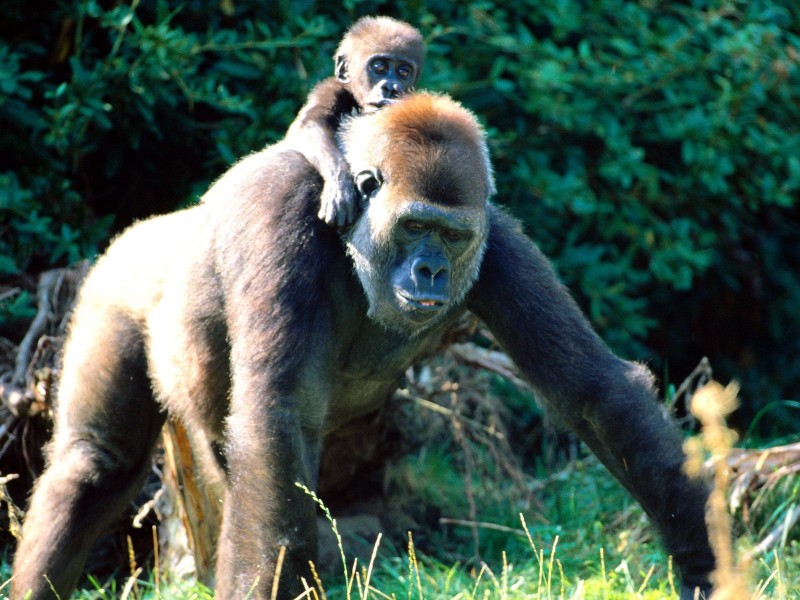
[422,1,800,407]
[434,0,799,423]
[1,0,799,423]
[0,173,111,275]
[0,0,338,326]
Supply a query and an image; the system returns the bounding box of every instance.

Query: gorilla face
[338,93,495,335]
[344,170,488,335]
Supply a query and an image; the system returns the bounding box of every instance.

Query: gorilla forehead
[388,198,487,228]
[407,151,486,207]
[340,92,496,204]
[381,129,492,208]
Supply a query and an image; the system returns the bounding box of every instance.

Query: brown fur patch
[341,92,495,207]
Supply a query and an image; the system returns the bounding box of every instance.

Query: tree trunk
[160,417,223,585]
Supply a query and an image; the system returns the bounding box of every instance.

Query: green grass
[3,454,798,599]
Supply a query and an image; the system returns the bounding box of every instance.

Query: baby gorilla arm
[283,17,424,227]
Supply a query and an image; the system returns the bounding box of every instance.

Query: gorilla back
[12,93,714,600]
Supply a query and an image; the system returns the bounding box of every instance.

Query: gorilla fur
[12,92,714,600]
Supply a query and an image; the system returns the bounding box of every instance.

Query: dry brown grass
[685,381,752,600]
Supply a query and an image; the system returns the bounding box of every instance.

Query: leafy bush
[0,0,338,323]
[1,0,798,429]
[421,0,800,428]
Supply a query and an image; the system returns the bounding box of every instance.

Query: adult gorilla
[12,93,714,599]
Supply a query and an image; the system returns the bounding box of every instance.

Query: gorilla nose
[411,256,448,292]
[382,81,401,97]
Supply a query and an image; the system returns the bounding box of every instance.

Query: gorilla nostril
[412,258,448,290]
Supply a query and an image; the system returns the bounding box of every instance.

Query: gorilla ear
[355,169,383,199]
[335,55,350,83]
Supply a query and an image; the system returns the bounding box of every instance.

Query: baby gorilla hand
[318,170,359,227]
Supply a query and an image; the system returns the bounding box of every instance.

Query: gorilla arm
[284,78,360,226]
[467,206,715,598]
[205,148,341,597]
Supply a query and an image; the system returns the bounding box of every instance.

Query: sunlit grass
[3,455,795,599]
[2,383,798,599]
[2,466,797,599]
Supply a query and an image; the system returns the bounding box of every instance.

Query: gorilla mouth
[394,289,445,312]
[369,98,398,110]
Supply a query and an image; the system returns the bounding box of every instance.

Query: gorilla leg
[11,311,165,599]
[214,401,322,599]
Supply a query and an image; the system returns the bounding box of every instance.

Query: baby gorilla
[284,16,424,226]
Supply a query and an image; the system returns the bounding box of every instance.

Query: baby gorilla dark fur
[12,93,714,600]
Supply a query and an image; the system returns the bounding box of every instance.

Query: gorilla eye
[397,64,413,79]
[442,229,465,242]
[404,220,427,234]
[355,169,383,198]
[370,58,388,75]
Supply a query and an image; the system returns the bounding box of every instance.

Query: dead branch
[1,263,89,420]
[449,342,529,390]
[745,504,800,561]
[12,271,61,386]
